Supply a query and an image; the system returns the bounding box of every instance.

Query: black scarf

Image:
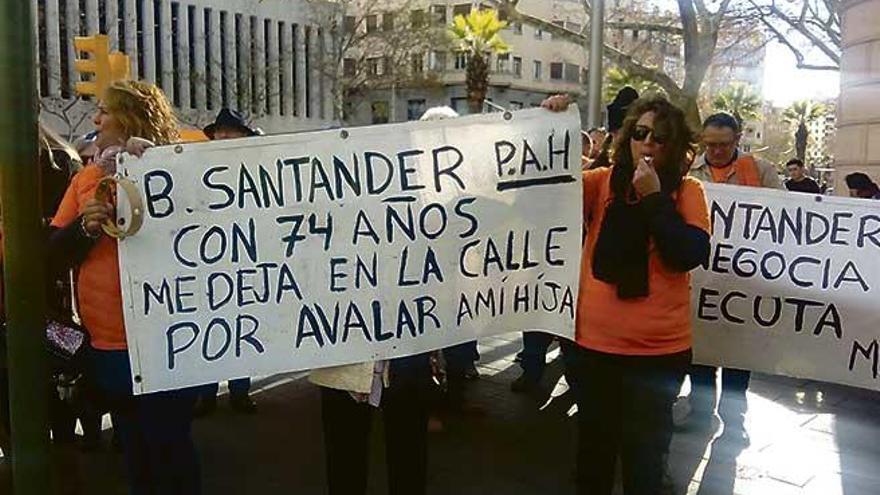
[592,163,682,299]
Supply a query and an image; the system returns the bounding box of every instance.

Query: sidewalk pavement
[7,331,880,494]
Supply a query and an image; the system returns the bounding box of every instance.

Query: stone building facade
[834,0,880,194]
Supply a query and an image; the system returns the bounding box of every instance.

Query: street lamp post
[587,0,605,128]
[0,1,51,493]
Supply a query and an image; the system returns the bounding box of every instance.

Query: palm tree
[448,9,510,114]
[783,100,827,162]
[712,83,762,129]
[604,67,662,103]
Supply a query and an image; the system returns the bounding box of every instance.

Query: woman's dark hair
[39,124,82,221]
[606,87,640,133]
[845,172,877,191]
[589,133,614,169]
[610,96,697,199]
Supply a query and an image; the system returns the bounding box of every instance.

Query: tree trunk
[667,91,702,132]
[466,53,489,115]
[795,123,808,161]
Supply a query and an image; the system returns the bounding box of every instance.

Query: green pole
[0,0,52,493]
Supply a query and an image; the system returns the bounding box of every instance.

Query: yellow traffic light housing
[73,35,131,97]
[109,52,131,82]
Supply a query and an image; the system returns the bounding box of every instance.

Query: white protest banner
[692,183,880,391]
[117,107,582,394]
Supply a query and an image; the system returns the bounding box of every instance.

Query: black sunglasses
[632,125,666,144]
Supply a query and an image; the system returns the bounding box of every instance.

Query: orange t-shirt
[577,167,711,355]
[51,164,127,350]
[709,163,734,183]
[706,155,762,187]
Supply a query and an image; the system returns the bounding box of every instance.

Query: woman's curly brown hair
[610,96,697,198]
[102,80,179,145]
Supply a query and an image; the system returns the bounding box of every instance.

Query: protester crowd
[1,77,878,495]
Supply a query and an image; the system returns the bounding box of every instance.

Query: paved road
[4,332,880,494]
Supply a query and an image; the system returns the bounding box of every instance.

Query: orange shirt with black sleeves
[51,164,127,350]
[577,167,711,355]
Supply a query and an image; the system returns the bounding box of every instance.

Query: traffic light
[109,52,131,82]
[73,35,131,97]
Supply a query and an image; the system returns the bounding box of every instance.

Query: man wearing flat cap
[203,108,259,141]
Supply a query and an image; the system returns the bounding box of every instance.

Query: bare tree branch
[693,0,710,20]
[746,0,840,70]
[606,22,684,35]
[304,0,450,121]
[758,9,838,70]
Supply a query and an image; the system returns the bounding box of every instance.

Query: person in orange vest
[689,113,781,188]
[680,112,781,445]
[543,93,711,495]
[48,80,201,494]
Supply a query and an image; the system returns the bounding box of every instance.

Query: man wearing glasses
[681,112,780,445]
[690,113,781,188]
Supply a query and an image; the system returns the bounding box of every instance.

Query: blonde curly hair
[102,80,179,145]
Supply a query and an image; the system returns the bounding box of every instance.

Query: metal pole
[587,0,605,128]
[0,1,51,493]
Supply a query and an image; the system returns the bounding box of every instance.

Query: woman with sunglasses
[543,94,710,495]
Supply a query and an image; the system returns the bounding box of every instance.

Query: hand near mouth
[632,157,661,197]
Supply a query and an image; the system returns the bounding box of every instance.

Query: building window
[450,97,469,115]
[509,101,523,110]
[383,13,394,31]
[454,51,469,70]
[566,22,582,32]
[453,3,471,18]
[432,5,447,25]
[372,101,389,124]
[550,62,563,80]
[551,20,564,39]
[633,29,639,40]
[366,14,378,33]
[383,56,393,76]
[533,60,542,80]
[367,57,381,76]
[513,56,522,78]
[496,53,509,73]
[343,15,356,34]
[407,99,426,120]
[431,50,447,71]
[411,9,425,28]
[512,21,522,35]
[534,27,543,39]
[565,63,580,83]
[343,58,356,76]
[411,53,424,75]
[342,100,357,122]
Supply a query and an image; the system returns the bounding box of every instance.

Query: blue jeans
[91,349,201,495]
[199,377,251,398]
